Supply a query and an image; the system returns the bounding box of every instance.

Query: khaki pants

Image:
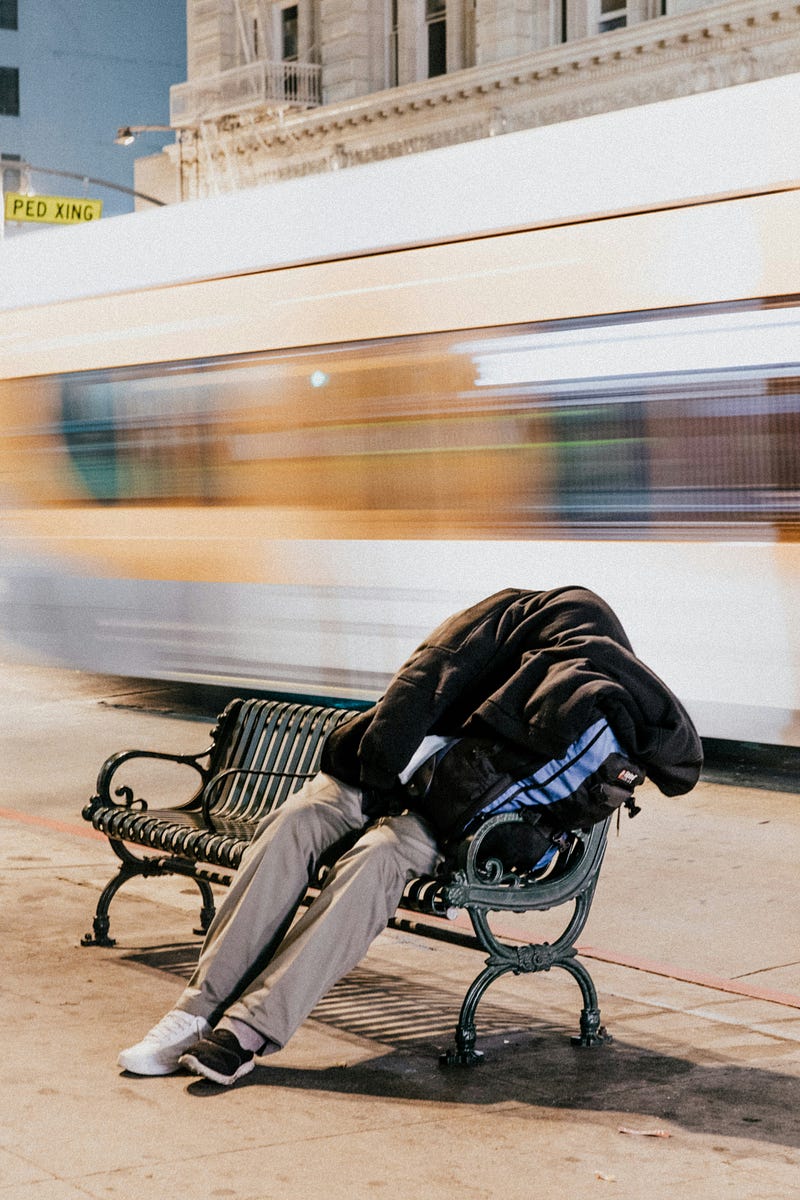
[175,772,442,1047]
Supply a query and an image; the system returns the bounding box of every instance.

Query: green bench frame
[82,696,613,1065]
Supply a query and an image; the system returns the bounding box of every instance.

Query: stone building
[136,0,800,202]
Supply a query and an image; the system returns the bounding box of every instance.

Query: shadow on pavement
[187,1035,799,1153]
[124,941,798,1151]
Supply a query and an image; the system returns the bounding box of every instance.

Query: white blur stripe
[0,314,234,359]
[465,309,800,385]
[2,73,800,312]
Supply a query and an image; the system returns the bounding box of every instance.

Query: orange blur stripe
[432,913,800,1013]
[4,805,799,1012]
[576,945,800,1012]
[0,805,107,841]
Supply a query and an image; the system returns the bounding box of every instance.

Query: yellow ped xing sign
[4,192,103,225]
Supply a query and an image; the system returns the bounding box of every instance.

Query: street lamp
[114,124,175,146]
[114,123,191,203]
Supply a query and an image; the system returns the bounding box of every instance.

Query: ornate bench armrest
[442,810,611,913]
[85,747,212,816]
[200,767,317,828]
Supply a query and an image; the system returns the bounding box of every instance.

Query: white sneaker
[118,1010,211,1076]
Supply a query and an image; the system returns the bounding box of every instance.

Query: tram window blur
[3,297,800,533]
[59,371,218,503]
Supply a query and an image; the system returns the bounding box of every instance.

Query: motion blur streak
[2,301,799,530]
[1,88,799,747]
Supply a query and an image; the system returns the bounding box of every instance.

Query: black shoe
[178,1029,256,1086]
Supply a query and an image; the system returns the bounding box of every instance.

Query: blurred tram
[1,75,800,745]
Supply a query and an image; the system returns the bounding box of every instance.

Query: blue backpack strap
[481,719,644,831]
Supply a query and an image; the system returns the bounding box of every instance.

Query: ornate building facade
[136,0,800,202]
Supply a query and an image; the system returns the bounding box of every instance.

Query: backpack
[404,719,644,869]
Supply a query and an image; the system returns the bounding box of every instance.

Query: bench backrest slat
[208,698,360,820]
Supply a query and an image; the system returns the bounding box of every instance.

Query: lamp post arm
[5,161,167,207]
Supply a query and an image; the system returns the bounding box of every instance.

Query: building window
[281,4,298,61]
[598,0,627,32]
[0,66,19,116]
[388,0,399,87]
[426,0,446,78]
[0,0,18,31]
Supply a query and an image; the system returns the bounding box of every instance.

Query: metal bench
[81,696,614,1065]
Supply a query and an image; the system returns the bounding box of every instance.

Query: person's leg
[213,811,442,1050]
[118,773,365,1075]
[174,772,367,1022]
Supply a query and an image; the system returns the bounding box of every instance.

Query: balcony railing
[170,59,322,126]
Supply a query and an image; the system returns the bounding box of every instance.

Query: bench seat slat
[208,699,359,821]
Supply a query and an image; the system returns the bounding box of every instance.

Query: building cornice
[285,0,800,133]
[174,0,800,193]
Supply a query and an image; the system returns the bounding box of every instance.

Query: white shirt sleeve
[398,735,459,785]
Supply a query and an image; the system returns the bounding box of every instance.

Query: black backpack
[404,727,644,868]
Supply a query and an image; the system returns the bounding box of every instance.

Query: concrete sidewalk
[1,658,799,1199]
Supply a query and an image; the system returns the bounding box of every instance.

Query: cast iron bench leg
[440,889,610,1066]
[81,839,217,946]
[559,956,611,1047]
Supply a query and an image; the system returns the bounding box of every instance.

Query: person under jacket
[117,583,702,1087]
[322,585,702,807]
